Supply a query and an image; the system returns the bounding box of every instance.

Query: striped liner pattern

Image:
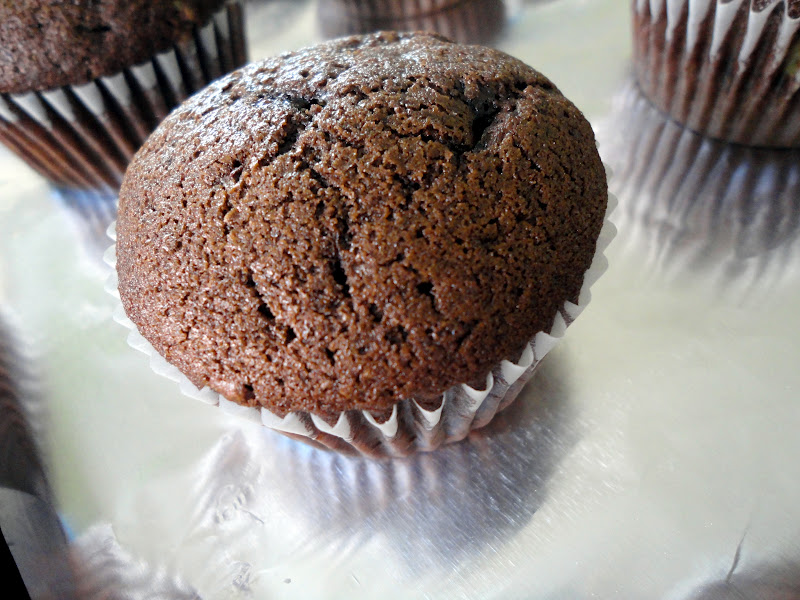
[632,0,800,147]
[0,2,246,191]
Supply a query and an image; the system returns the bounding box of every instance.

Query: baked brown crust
[0,0,225,94]
[116,32,607,418]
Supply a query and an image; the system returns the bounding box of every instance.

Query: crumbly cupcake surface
[0,0,225,94]
[116,32,607,418]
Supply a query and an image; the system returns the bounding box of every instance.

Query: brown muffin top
[0,0,225,94]
[116,31,607,418]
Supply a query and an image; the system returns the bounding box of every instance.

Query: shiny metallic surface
[1,0,800,597]
[0,318,76,599]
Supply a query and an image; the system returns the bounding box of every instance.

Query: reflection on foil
[597,80,800,299]
[244,0,307,35]
[190,354,576,577]
[72,525,200,600]
[0,314,77,599]
[0,316,49,498]
[317,0,507,45]
[51,186,117,264]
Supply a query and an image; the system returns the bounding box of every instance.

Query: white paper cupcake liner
[0,2,246,191]
[632,0,800,147]
[104,196,615,458]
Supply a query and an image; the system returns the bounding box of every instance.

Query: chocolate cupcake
[321,0,465,19]
[0,0,247,192]
[318,0,506,44]
[112,32,611,457]
[632,0,800,147]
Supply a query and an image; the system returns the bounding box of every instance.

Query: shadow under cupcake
[189,352,578,574]
[683,558,800,600]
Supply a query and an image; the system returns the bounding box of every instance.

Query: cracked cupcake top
[116,31,607,418]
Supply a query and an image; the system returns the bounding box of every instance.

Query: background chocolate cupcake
[318,0,506,44]
[0,0,247,193]
[113,31,610,457]
[632,0,800,147]
[320,0,466,19]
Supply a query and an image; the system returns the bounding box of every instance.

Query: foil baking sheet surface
[1,0,799,597]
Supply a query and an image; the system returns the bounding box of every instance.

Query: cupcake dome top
[116,32,607,418]
[0,0,226,94]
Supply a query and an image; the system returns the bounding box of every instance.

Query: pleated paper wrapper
[632,0,800,147]
[0,1,246,192]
